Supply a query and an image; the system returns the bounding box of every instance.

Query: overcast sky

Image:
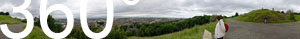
[1,0,300,19]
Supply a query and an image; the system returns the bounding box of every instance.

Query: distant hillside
[234,9,295,23]
[0,15,22,24]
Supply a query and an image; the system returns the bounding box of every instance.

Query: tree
[104,25,127,39]
[5,12,9,15]
[97,21,105,25]
[287,10,293,13]
[235,12,239,17]
[67,28,89,39]
[47,15,64,33]
[287,10,296,21]
[34,15,63,32]
[0,12,4,15]
[0,12,3,15]
[281,11,285,13]
[34,18,41,27]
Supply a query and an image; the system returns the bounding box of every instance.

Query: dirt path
[0,24,25,39]
[224,19,300,39]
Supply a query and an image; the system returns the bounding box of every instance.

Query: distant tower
[272,8,274,11]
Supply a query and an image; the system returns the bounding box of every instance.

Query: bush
[0,12,10,15]
[66,28,90,39]
[104,28,127,39]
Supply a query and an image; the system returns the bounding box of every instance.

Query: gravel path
[0,24,25,39]
[224,19,300,39]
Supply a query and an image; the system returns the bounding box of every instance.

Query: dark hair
[264,18,267,19]
[216,16,221,20]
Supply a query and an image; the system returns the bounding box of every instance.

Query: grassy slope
[0,15,22,24]
[24,26,50,39]
[294,15,300,21]
[128,22,218,39]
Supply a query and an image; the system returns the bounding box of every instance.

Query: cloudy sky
[1,0,300,19]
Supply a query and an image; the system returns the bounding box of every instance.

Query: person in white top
[214,16,226,39]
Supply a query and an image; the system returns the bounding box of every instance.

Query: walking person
[214,16,228,39]
[264,18,268,24]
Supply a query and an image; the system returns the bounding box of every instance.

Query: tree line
[119,15,225,37]
[0,12,10,15]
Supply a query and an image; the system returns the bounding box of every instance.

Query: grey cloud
[1,0,300,18]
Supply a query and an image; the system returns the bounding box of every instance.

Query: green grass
[0,15,22,24]
[128,22,218,39]
[294,15,300,21]
[223,18,227,22]
[24,26,50,39]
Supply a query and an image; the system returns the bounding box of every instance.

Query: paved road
[0,24,25,39]
[224,19,300,39]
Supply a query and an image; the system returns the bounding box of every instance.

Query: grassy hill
[0,15,22,24]
[128,22,219,39]
[234,9,295,23]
